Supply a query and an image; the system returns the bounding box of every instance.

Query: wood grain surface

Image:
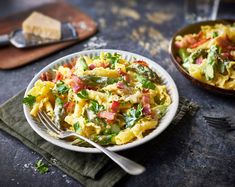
[0,2,97,69]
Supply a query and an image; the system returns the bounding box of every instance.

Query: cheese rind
[22,11,61,40]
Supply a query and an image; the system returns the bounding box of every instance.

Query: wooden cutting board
[0,2,97,69]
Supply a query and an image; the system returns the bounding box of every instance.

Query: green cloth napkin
[0,90,198,187]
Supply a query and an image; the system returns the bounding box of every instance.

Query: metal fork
[203,116,235,131]
[38,111,146,175]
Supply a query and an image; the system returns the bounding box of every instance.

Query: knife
[0,22,78,48]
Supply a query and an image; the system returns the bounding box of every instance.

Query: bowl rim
[169,19,235,96]
[23,49,179,153]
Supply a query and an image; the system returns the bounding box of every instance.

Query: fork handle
[68,132,146,175]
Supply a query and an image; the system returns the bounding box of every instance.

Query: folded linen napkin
[0,90,198,187]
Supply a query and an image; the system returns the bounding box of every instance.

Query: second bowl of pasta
[169,19,235,95]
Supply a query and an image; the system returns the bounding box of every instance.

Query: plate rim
[23,49,179,153]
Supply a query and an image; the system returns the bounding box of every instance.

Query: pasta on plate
[175,23,235,90]
[23,52,171,146]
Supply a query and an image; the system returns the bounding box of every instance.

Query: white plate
[23,49,179,153]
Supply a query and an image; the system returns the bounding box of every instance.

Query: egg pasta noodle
[175,23,235,90]
[23,52,171,146]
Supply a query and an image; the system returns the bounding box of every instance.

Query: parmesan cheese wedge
[22,11,61,40]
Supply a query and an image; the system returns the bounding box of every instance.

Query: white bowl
[23,49,179,153]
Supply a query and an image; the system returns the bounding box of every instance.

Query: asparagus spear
[129,63,161,84]
[79,75,118,86]
[54,97,64,128]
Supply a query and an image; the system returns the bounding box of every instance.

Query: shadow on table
[107,114,196,186]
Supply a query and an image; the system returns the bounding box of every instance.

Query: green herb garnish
[105,53,121,68]
[77,89,89,99]
[142,79,155,89]
[137,75,155,89]
[35,159,49,174]
[212,31,218,38]
[89,100,105,114]
[92,55,100,60]
[23,95,36,107]
[56,81,69,94]
[73,122,80,132]
[124,104,143,128]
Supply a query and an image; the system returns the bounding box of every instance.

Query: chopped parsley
[56,81,69,94]
[137,75,156,89]
[89,100,105,114]
[142,79,155,89]
[35,159,49,174]
[22,95,36,107]
[105,53,121,68]
[212,31,218,38]
[93,55,100,60]
[77,89,89,99]
[73,122,80,132]
[124,104,143,128]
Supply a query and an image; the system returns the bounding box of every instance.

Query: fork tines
[203,116,235,131]
[38,111,61,134]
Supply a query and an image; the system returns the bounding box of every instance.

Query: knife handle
[0,34,10,47]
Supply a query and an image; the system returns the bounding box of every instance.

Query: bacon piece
[196,56,203,64]
[134,60,148,67]
[110,101,120,113]
[190,38,210,48]
[40,72,53,81]
[89,64,96,70]
[217,35,235,51]
[100,62,110,68]
[142,94,150,104]
[142,104,151,116]
[175,32,207,49]
[143,89,149,93]
[69,75,85,93]
[142,94,152,116]
[64,101,75,113]
[117,82,125,89]
[63,63,73,69]
[72,75,84,85]
[124,74,130,82]
[221,52,233,60]
[117,68,126,76]
[53,72,63,82]
[97,111,116,121]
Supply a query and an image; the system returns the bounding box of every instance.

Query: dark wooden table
[0,0,234,186]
